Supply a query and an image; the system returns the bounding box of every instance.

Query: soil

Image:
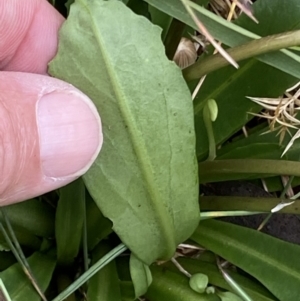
[201,181,300,244]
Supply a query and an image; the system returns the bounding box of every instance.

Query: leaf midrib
[80,0,175,259]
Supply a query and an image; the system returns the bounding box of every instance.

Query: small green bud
[206,286,216,294]
[207,99,218,121]
[189,273,209,294]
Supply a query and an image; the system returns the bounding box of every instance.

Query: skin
[0,0,103,205]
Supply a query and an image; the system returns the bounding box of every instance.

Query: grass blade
[51,244,127,301]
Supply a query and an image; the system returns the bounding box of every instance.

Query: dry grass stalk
[248,82,300,156]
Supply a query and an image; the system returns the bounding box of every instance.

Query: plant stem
[216,257,253,301]
[171,257,191,278]
[200,211,262,220]
[200,196,300,214]
[183,30,300,81]
[292,190,300,199]
[51,244,127,301]
[198,159,300,183]
[0,209,47,301]
[82,196,89,273]
[257,176,295,231]
[182,0,238,68]
[203,104,216,161]
[0,279,12,301]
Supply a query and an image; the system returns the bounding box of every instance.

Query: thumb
[0,72,102,206]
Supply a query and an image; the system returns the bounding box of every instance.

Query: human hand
[0,0,102,205]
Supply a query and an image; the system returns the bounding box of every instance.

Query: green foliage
[49,0,199,264]
[0,252,16,271]
[55,179,85,265]
[130,253,152,297]
[85,192,113,251]
[4,0,300,300]
[192,220,300,301]
[146,265,220,301]
[0,200,54,251]
[2,199,54,238]
[192,0,300,158]
[195,62,297,159]
[0,279,12,301]
[217,292,243,301]
[127,0,151,19]
[0,252,56,301]
[64,0,74,14]
[200,195,300,214]
[145,0,300,78]
[199,159,300,182]
[87,244,122,301]
[166,258,277,301]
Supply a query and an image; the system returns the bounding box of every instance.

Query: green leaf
[120,281,136,301]
[148,6,172,41]
[0,279,12,301]
[234,0,300,37]
[196,0,209,5]
[191,219,300,301]
[145,0,300,160]
[56,178,85,265]
[49,0,199,264]
[3,199,54,238]
[0,252,16,272]
[233,0,300,78]
[65,0,74,14]
[0,252,56,301]
[213,128,300,188]
[52,244,127,301]
[0,244,9,252]
[216,125,300,161]
[184,30,300,81]
[87,243,122,301]
[144,0,255,45]
[146,265,221,301]
[144,0,300,79]
[216,131,285,161]
[85,192,112,251]
[217,292,243,301]
[127,0,151,19]
[166,258,277,301]
[200,196,300,214]
[0,229,41,251]
[130,253,152,297]
[192,0,300,158]
[261,176,300,193]
[198,159,300,183]
[195,62,297,159]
